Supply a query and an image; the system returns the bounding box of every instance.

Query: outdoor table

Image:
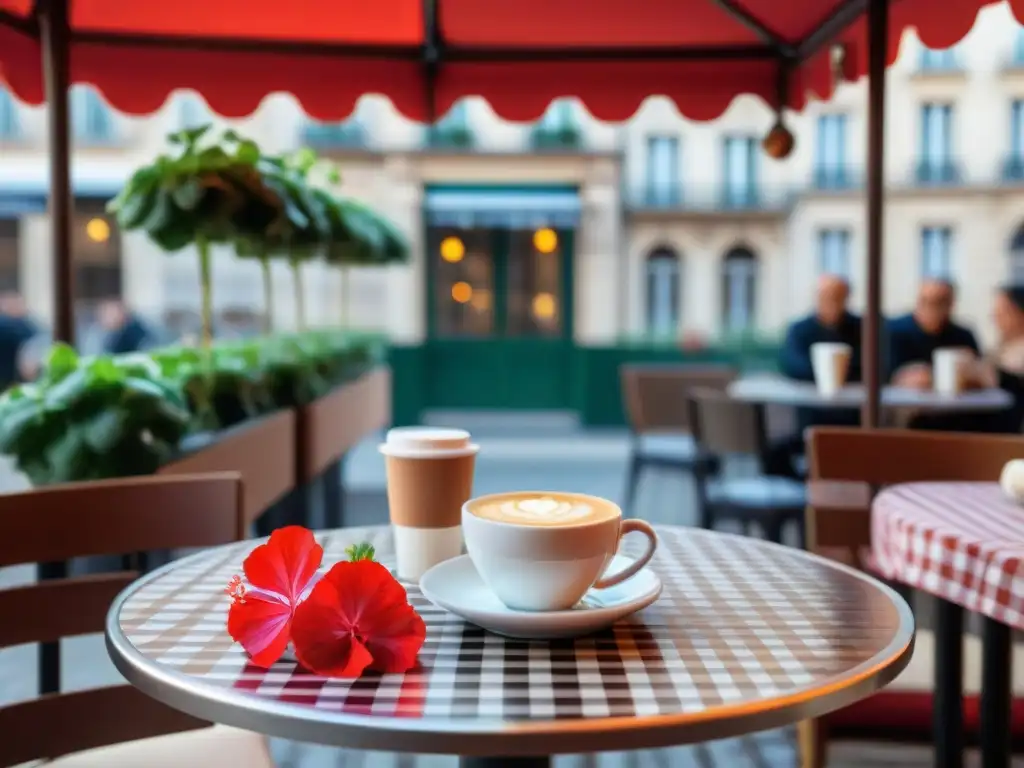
[106,525,914,767]
[729,374,1012,412]
[872,482,1024,768]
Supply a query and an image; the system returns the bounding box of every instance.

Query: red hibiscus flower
[225,526,323,667]
[291,560,426,678]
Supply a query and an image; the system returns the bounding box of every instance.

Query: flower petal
[243,526,323,603]
[291,575,375,677]
[291,560,425,677]
[227,591,292,668]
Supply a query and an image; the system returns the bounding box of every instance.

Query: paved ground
[0,418,1017,766]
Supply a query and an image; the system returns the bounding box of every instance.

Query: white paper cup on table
[933,347,974,397]
[379,427,479,582]
[810,342,852,397]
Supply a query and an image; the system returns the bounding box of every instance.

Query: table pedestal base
[460,758,550,768]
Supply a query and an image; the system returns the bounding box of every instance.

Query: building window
[0,88,20,141]
[644,246,681,337]
[917,103,956,183]
[71,87,115,144]
[1010,225,1024,284]
[722,136,758,208]
[303,117,366,148]
[1014,30,1024,66]
[178,93,210,130]
[1007,101,1024,181]
[532,99,582,150]
[818,229,851,279]
[919,46,959,72]
[921,226,954,280]
[814,114,848,189]
[0,219,19,293]
[644,136,680,207]
[722,246,757,335]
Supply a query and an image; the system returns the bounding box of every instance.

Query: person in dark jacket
[888,279,983,432]
[98,299,155,355]
[0,292,40,389]
[887,279,979,387]
[764,275,862,478]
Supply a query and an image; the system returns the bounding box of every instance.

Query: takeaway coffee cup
[933,347,974,397]
[810,342,852,397]
[380,427,479,582]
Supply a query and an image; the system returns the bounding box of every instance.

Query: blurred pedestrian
[0,292,41,389]
[97,299,156,355]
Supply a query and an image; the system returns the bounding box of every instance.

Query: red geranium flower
[291,560,426,678]
[225,526,323,667]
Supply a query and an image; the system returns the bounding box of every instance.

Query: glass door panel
[429,227,496,337]
[506,229,564,338]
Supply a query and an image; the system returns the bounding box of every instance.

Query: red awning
[0,0,1008,122]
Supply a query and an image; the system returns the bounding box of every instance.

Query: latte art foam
[471,494,617,526]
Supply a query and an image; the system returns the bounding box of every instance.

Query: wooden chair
[802,427,1024,767]
[0,473,275,768]
[688,387,805,544]
[619,364,735,516]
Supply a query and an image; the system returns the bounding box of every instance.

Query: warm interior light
[86,217,110,243]
[470,288,492,311]
[533,228,558,254]
[440,236,466,263]
[451,281,473,304]
[532,292,556,320]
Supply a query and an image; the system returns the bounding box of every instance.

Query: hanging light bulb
[830,43,849,86]
[762,120,795,160]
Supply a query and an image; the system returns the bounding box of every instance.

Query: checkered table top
[872,482,1024,630]
[109,526,913,753]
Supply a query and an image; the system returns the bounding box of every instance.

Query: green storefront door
[425,225,574,410]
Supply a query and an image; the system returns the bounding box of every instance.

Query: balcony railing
[627,183,793,213]
[1003,155,1024,183]
[302,121,367,149]
[918,49,962,74]
[424,124,475,150]
[812,166,862,191]
[913,160,964,187]
[529,125,584,151]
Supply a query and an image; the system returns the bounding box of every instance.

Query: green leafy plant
[345,542,376,562]
[0,345,191,485]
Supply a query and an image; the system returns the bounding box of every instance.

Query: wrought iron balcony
[811,166,862,191]
[626,182,793,213]
[529,125,584,151]
[423,124,475,150]
[301,120,367,149]
[913,160,964,187]
[1002,155,1024,183]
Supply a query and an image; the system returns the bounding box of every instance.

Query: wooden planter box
[297,366,391,483]
[159,408,297,527]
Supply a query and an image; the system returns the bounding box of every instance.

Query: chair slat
[0,685,209,767]
[0,473,243,567]
[0,573,137,650]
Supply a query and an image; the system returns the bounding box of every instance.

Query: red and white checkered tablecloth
[871,482,1024,630]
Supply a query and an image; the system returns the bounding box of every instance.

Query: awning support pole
[862,0,887,429]
[39,0,74,346]
[36,0,73,700]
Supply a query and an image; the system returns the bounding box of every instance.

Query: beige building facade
[2,4,1024,355]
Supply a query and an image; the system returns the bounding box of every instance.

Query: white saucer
[419,554,662,639]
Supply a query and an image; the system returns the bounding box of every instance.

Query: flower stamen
[225,575,247,604]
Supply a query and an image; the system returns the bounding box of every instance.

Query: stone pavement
[0,428,1013,766]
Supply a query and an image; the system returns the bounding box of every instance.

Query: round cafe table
[106,525,915,766]
[728,373,1012,411]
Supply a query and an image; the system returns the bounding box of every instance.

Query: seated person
[764,275,862,478]
[887,278,980,388]
[959,284,1024,434]
[888,279,983,432]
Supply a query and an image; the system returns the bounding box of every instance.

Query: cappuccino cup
[810,342,851,397]
[380,427,479,582]
[933,347,974,397]
[462,491,658,612]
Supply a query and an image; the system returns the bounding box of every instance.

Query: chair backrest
[687,386,766,456]
[0,472,245,767]
[620,363,736,433]
[806,427,1024,566]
